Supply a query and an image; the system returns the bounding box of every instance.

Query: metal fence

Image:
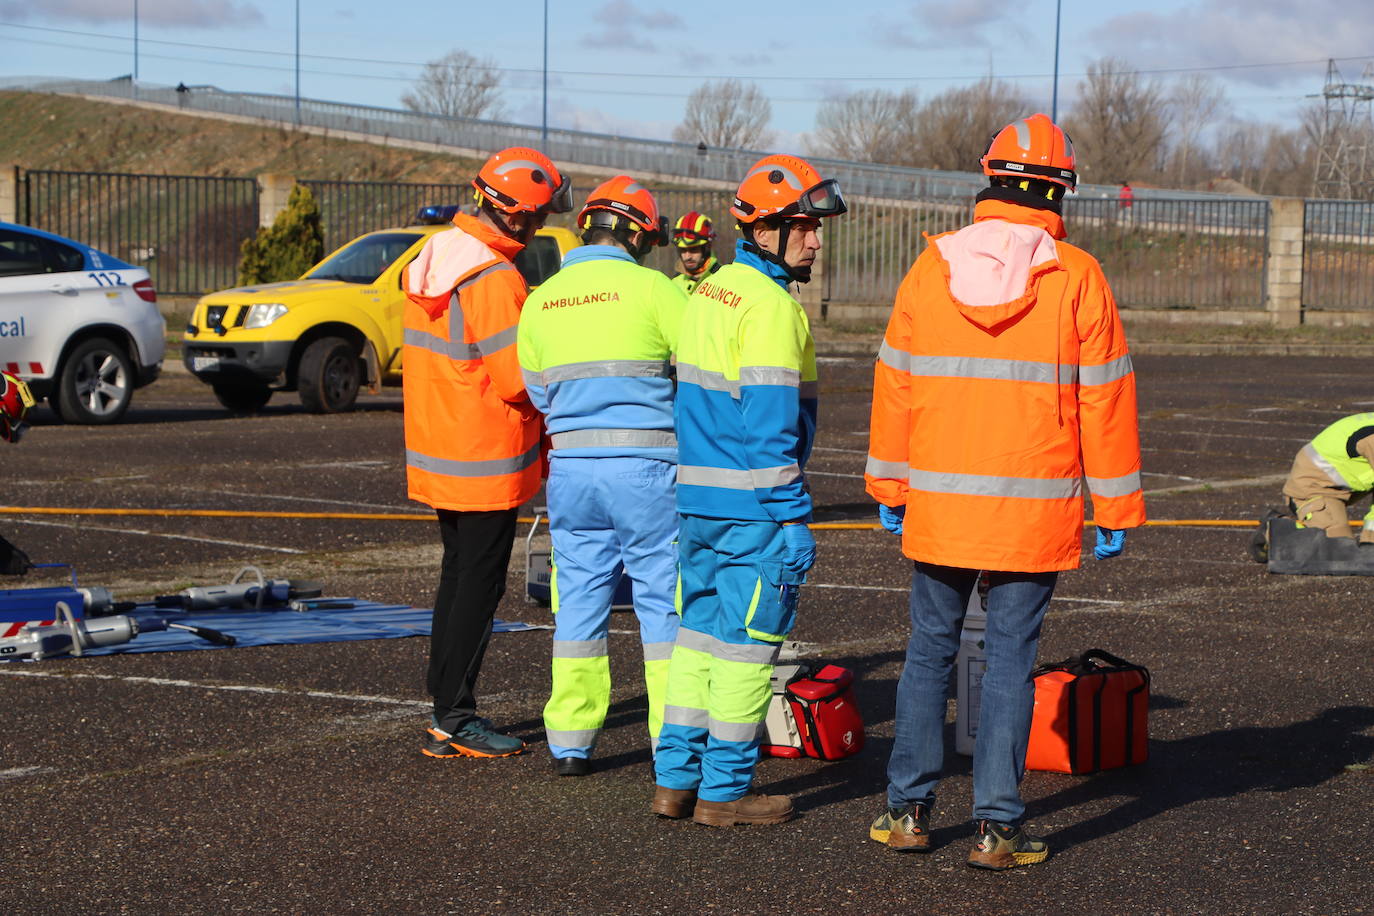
[1066,197,1270,310]
[18,169,258,296]
[1304,200,1374,311]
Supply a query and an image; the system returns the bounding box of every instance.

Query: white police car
[0,222,165,423]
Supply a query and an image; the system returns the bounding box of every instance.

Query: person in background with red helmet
[402,147,571,760]
[0,371,36,575]
[670,211,722,296]
[652,154,846,827]
[518,176,686,777]
[865,113,1145,868]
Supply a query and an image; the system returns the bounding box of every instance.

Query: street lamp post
[295,0,302,124]
[1051,0,1062,122]
[542,0,549,144]
[133,0,139,100]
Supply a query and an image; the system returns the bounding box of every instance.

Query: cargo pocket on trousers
[743,561,796,643]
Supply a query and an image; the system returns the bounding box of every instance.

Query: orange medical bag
[1025,649,1149,774]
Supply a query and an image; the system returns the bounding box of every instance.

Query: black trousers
[427,507,519,734]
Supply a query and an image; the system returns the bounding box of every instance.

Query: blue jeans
[886,562,1057,825]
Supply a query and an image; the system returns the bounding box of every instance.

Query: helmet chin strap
[483,202,538,244]
[743,222,812,283]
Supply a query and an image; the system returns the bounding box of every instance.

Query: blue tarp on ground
[4,601,547,657]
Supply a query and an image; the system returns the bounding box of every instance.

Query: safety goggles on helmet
[580,197,657,234]
[672,211,715,247]
[740,178,848,221]
[476,173,572,215]
[785,178,847,219]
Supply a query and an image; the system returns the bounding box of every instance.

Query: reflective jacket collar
[733,239,792,290]
[563,244,637,267]
[453,212,525,260]
[972,197,1066,241]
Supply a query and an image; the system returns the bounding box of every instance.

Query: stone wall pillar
[0,164,19,224]
[1265,197,1305,327]
[257,173,296,228]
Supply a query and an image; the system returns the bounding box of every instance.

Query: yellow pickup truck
[183,210,579,412]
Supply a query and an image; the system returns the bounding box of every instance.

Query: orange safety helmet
[730,154,847,224]
[0,371,35,444]
[672,211,716,247]
[472,147,572,215]
[980,113,1077,191]
[578,175,662,234]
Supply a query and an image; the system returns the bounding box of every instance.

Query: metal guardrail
[1303,200,1374,311]
[19,169,258,296]
[14,77,1249,206]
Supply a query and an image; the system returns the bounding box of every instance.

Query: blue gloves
[781,522,816,578]
[878,504,905,536]
[1094,527,1126,560]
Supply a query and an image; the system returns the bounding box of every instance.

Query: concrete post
[257,173,297,229]
[0,164,19,224]
[1265,197,1305,328]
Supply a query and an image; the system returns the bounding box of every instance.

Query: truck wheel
[298,336,361,413]
[212,381,273,413]
[56,337,134,424]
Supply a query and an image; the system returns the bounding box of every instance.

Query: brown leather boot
[692,793,794,827]
[651,785,697,819]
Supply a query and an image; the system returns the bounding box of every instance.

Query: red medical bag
[1025,649,1150,774]
[761,663,865,760]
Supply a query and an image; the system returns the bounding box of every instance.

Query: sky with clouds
[1,0,1370,152]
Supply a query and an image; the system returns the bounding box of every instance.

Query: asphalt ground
[2,355,1373,915]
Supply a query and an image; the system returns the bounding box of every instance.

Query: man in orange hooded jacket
[402,147,571,760]
[864,114,1146,870]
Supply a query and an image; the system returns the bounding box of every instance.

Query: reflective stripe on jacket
[518,245,686,460]
[866,197,1146,572]
[1304,412,1374,493]
[675,242,817,523]
[401,212,542,511]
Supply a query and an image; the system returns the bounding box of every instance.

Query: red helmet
[981,113,1077,191]
[0,371,35,444]
[472,147,571,215]
[578,175,662,234]
[730,154,847,224]
[672,211,716,248]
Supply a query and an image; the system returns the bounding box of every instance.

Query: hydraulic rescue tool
[154,566,323,611]
[0,601,235,660]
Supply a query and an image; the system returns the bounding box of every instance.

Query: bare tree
[673,79,774,150]
[1065,58,1171,184]
[909,79,1033,171]
[1168,74,1228,187]
[809,89,920,163]
[402,50,504,121]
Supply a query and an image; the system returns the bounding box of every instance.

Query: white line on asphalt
[209,488,418,513]
[808,583,1125,606]
[7,518,304,554]
[296,460,393,470]
[0,765,56,780]
[91,475,149,484]
[811,446,868,454]
[1166,412,1320,427]
[1141,471,1203,481]
[806,470,862,479]
[0,668,430,708]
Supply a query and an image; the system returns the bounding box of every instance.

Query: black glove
[0,534,32,575]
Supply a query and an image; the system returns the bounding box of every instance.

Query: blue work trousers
[654,515,796,802]
[543,456,680,758]
[886,562,1056,826]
